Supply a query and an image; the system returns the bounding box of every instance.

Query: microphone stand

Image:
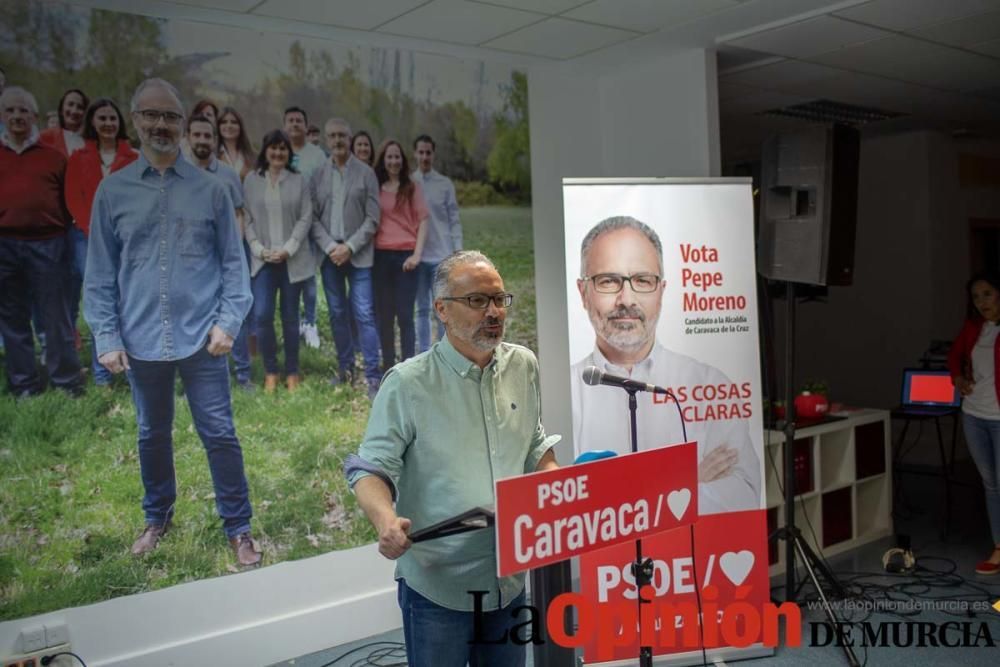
[626,387,655,667]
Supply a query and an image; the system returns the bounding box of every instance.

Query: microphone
[582,365,670,395]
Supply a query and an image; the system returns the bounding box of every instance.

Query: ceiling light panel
[721,60,843,89]
[252,0,428,31]
[565,0,739,34]
[470,0,590,14]
[484,17,638,59]
[812,34,1000,92]
[377,0,542,45]
[169,0,261,11]
[726,15,888,59]
[909,9,1000,48]
[834,0,999,32]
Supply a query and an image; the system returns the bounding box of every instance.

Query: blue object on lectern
[574,450,617,464]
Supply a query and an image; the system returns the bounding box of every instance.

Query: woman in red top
[39,88,89,157]
[373,139,428,369]
[65,98,137,386]
[948,272,1000,575]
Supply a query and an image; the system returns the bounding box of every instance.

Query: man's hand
[98,350,130,374]
[699,446,738,483]
[377,516,413,560]
[402,254,420,271]
[206,325,234,356]
[954,375,975,396]
[329,243,352,266]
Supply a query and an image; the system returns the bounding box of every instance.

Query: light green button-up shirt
[347,336,559,611]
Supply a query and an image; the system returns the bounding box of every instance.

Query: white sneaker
[303,323,320,349]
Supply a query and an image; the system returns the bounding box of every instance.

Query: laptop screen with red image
[901,369,960,407]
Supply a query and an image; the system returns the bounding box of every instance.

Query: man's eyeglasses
[441,293,514,309]
[135,109,184,126]
[583,273,661,294]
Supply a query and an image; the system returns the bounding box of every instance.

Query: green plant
[801,379,828,396]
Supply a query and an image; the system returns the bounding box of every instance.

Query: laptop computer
[898,368,961,416]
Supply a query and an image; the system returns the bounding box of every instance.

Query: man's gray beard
[144,135,178,154]
[465,319,506,353]
[594,315,655,355]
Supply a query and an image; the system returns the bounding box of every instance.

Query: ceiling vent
[759,99,905,126]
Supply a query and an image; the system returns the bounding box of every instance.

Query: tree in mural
[0,0,524,197]
[488,70,530,199]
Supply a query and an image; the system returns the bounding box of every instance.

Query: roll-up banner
[563,178,771,663]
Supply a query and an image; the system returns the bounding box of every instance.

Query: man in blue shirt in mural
[186,113,253,390]
[411,134,462,353]
[84,78,262,568]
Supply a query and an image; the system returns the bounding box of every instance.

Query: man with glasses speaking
[84,79,261,567]
[570,216,761,514]
[345,250,559,666]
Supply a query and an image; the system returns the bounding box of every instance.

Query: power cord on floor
[318,641,407,666]
[40,652,87,666]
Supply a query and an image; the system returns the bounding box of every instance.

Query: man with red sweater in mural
[0,86,83,398]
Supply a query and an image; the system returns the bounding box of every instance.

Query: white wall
[528,49,722,458]
[792,131,937,410]
[0,544,398,666]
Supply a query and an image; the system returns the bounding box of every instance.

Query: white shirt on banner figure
[569,216,762,515]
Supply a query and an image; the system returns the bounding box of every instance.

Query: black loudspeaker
[757,124,860,286]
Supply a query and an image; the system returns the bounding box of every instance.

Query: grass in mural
[0,206,535,620]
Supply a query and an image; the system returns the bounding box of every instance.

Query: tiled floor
[273,460,1000,667]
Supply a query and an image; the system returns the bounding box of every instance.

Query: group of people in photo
[0,71,463,403]
[0,72,466,569]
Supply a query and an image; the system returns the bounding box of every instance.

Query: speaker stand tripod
[775,281,860,667]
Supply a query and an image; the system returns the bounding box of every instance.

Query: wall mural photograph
[0,0,534,621]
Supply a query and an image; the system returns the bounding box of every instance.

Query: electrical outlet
[17,627,45,654]
[2,642,73,667]
[42,624,68,649]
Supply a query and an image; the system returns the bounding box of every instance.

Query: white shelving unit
[763,409,892,576]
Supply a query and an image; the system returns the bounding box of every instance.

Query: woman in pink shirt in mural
[372,139,428,371]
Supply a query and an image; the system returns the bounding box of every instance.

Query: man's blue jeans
[301,274,317,326]
[319,258,380,382]
[962,413,1000,544]
[416,260,445,353]
[69,226,86,328]
[0,235,82,394]
[69,227,113,385]
[252,264,303,375]
[126,346,253,538]
[398,579,526,667]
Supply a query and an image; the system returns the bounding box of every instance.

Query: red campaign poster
[495,443,698,577]
[578,509,769,664]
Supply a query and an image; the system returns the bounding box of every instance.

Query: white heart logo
[720,550,755,586]
[667,489,691,520]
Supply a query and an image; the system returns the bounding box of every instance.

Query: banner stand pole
[775,280,860,667]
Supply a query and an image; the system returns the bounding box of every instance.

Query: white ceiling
[74,0,1000,158]
[717,0,1000,160]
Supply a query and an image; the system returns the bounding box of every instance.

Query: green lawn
[0,205,535,620]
